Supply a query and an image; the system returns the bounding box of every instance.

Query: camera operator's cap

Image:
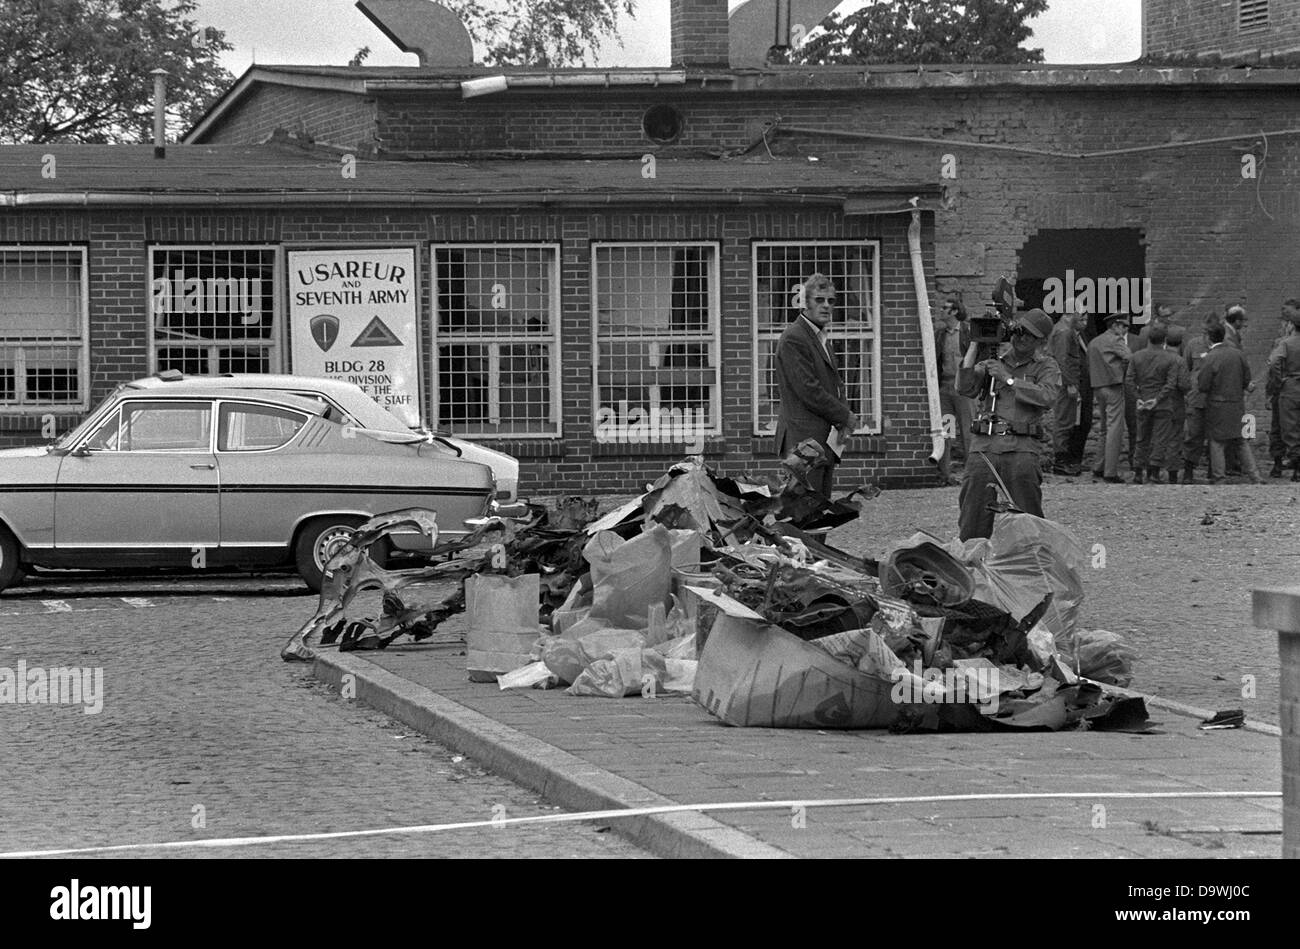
[1014,308,1053,340]
[1104,312,1131,326]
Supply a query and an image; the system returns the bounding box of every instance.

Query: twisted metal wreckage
[283,440,1145,733]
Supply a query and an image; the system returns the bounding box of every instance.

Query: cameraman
[956,308,1061,540]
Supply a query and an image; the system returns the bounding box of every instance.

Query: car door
[55,399,220,550]
[212,399,315,548]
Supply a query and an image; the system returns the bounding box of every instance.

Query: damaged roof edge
[0,190,942,212]
[182,61,1300,144]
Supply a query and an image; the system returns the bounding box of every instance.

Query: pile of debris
[282,454,1143,733]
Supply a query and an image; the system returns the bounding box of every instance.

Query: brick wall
[1144,0,1300,59]
[201,83,377,150]
[670,0,731,67]
[0,206,936,493]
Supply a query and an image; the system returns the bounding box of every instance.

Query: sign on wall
[288,248,420,426]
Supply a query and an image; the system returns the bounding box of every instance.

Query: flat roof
[0,144,940,211]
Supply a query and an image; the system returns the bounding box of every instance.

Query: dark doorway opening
[1016,228,1147,339]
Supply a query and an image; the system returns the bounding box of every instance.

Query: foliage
[0,0,234,144]
[442,0,637,68]
[794,0,1049,66]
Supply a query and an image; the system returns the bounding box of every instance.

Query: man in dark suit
[1199,322,1265,484]
[774,273,858,496]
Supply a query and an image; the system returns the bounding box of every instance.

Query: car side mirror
[70,446,92,458]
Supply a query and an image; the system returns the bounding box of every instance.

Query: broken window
[592,242,722,437]
[0,247,89,410]
[149,246,278,376]
[432,244,560,437]
[752,241,879,436]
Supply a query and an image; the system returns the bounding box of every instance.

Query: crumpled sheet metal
[281,508,530,661]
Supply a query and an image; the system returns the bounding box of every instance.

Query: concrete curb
[310,650,793,860]
[1104,683,1282,737]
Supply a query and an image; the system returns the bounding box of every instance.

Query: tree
[441,0,637,68]
[0,0,233,144]
[794,0,1049,66]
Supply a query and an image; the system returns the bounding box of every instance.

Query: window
[218,402,307,451]
[150,246,279,376]
[752,241,880,435]
[1240,0,1270,32]
[432,244,561,437]
[85,402,212,452]
[592,243,722,438]
[0,247,89,410]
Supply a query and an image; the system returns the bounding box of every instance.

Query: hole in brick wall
[642,105,684,144]
[1017,227,1147,338]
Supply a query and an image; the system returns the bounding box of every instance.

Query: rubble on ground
[283,449,1145,733]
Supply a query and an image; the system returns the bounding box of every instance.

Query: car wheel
[0,527,21,595]
[295,516,366,593]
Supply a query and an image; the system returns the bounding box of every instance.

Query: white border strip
[0,790,1279,858]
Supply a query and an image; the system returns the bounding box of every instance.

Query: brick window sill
[473,439,566,459]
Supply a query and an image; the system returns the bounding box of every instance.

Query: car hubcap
[314,526,356,571]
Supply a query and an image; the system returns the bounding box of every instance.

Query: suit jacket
[1087,331,1131,388]
[1197,343,1251,441]
[774,316,853,459]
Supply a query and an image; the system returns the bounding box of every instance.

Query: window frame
[589,240,724,440]
[216,400,311,454]
[0,244,91,413]
[147,244,282,377]
[80,399,216,454]
[430,242,563,439]
[750,239,883,437]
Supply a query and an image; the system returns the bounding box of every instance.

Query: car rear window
[218,402,308,451]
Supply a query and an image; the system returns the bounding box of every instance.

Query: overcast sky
[197,0,1143,75]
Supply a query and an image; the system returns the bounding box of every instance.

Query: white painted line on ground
[119,597,153,608]
[40,600,73,612]
[0,790,1280,859]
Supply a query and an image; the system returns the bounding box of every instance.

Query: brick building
[3,0,1299,493]
[1144,0,1300,61]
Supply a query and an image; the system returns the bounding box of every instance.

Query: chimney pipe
[151,68,169,158]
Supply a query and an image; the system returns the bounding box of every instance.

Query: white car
[132,373,519,501]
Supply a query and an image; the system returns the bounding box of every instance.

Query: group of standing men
[772,272,1300,544]
[1047,300,1300,485]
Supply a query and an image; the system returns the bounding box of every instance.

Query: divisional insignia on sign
[310,314,339,352]
[351,316,402,347]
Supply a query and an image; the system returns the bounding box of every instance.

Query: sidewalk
[310,622,1283,859]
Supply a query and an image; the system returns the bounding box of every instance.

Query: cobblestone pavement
[829,478,1300,726]
[0,577,649,859]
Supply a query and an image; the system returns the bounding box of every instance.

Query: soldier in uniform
[1268,302,1300,482]
[1180,314,1221,485]
[1163,323,1191,483]
[1267,300,1300,478]
[1088,312,1132,483]
[1048,304,1089,475]
[956,308,1061,540]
